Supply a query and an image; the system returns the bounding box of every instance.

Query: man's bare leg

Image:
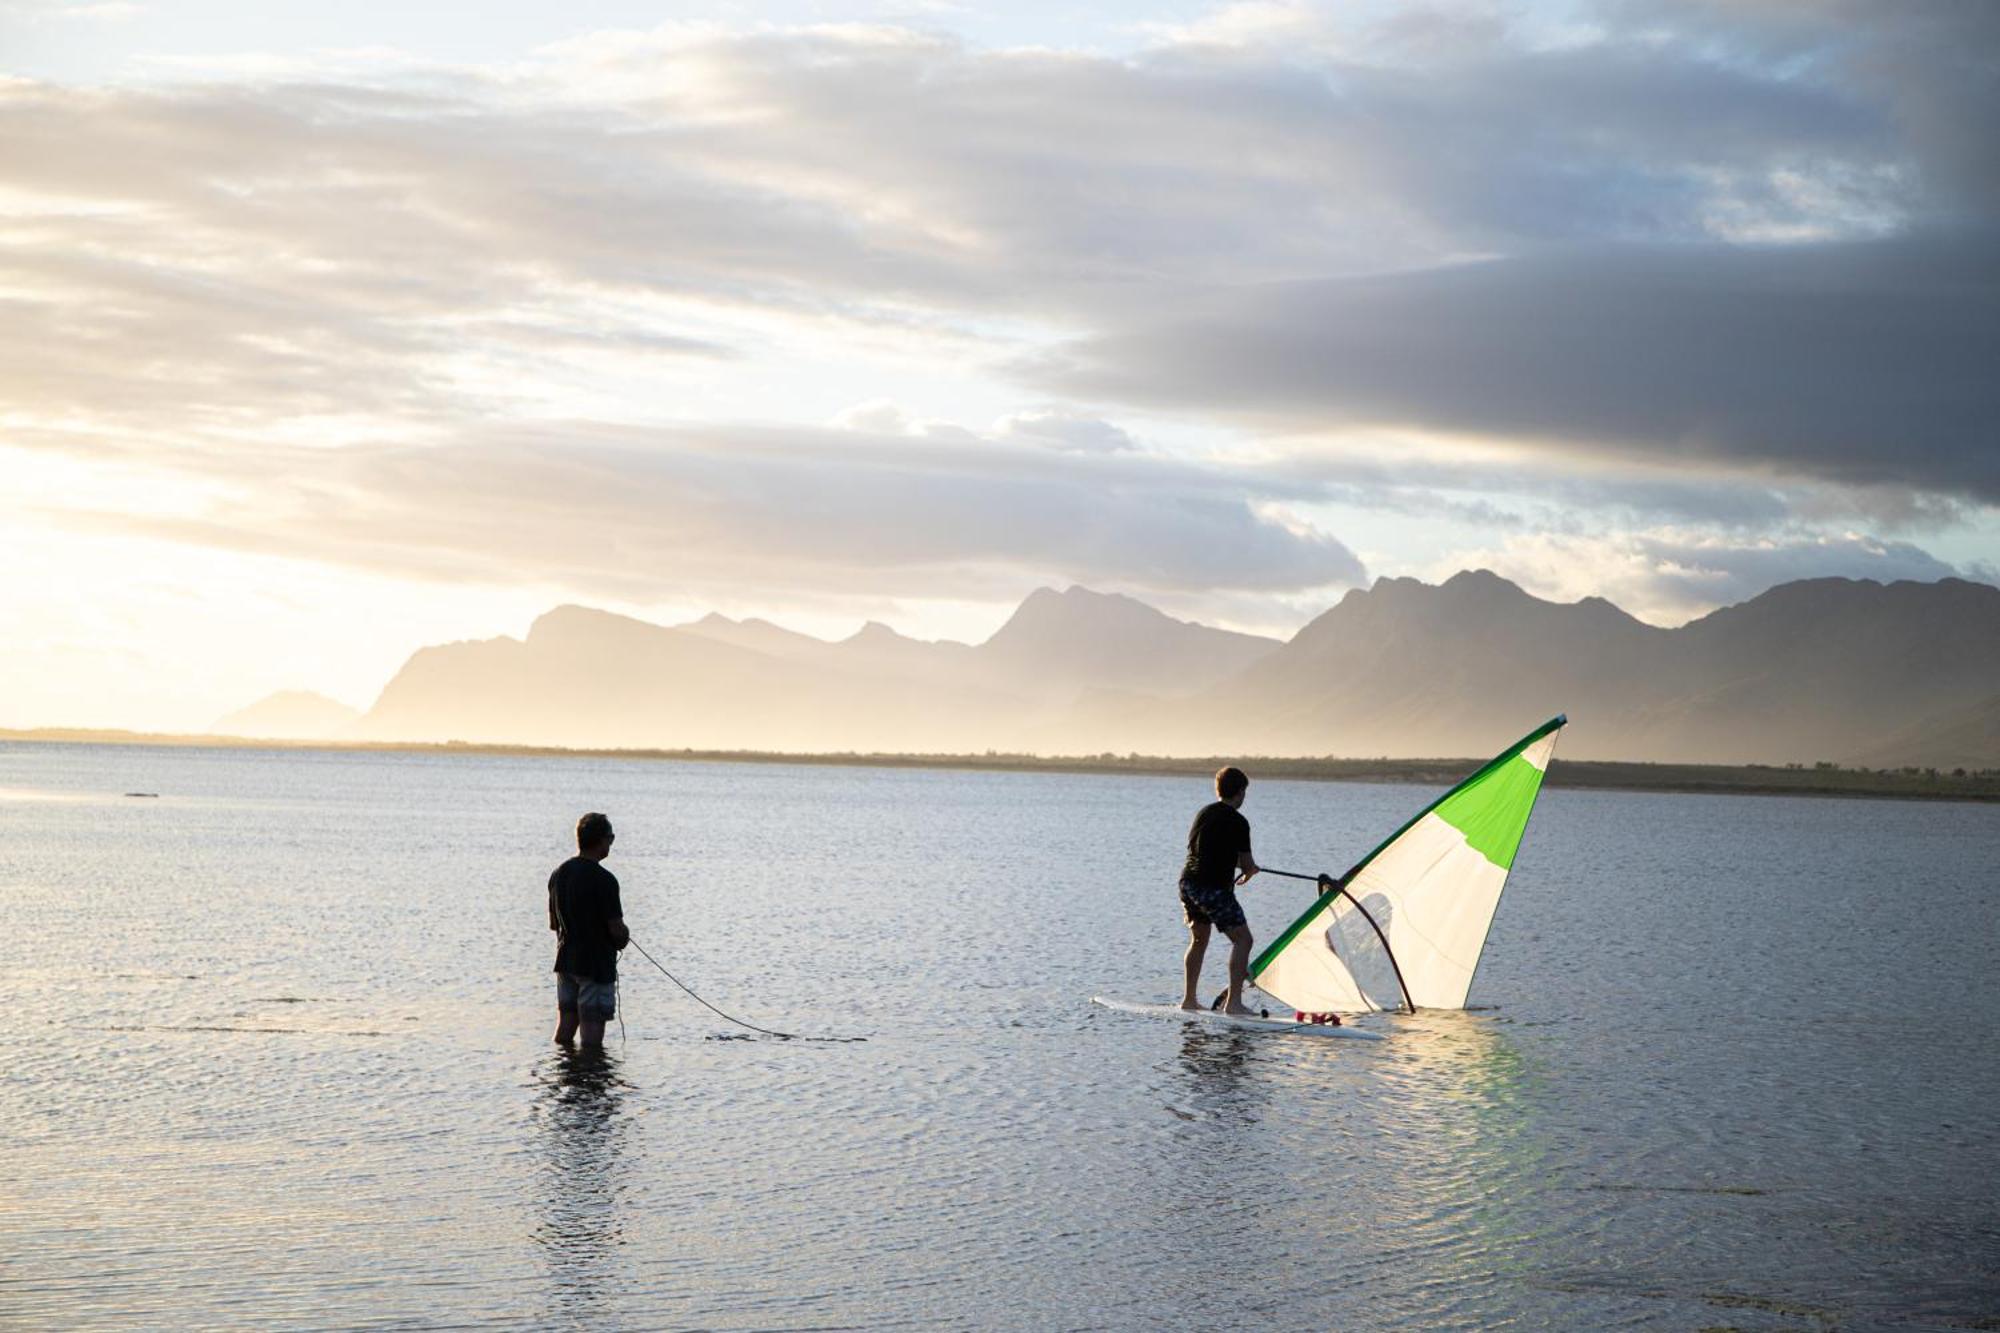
[1221,924,1255,1014]
[1180,920,1212,1009]
[555,1008,579,1045]
[579,1018,607,1047]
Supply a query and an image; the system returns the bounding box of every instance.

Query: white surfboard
[1091,996,1385,1040]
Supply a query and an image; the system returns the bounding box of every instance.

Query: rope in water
[627,938,865,1043]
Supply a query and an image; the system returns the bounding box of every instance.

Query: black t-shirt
[549,856,625,982]
[1181,801,1252,889]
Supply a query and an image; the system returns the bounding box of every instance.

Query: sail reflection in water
[1236,1012,1550,1327]
[531,1048,631,1322]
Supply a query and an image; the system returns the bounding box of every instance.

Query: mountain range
[212,689,360,740]
[223,574,2000,768]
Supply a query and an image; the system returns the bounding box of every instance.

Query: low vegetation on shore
[6,728,1997,803]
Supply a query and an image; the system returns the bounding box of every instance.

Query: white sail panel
[1343,812,1508,1009]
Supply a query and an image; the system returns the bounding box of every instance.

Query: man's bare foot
[1222,1001,1254,1015]
[1178,999,1202,1011]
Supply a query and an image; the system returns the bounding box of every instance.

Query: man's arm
[606,877,629,949]
[1235,849,1260,884]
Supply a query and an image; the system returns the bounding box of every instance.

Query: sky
[2,0,1996,730]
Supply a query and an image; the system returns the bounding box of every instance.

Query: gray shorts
[556,972,616,1020]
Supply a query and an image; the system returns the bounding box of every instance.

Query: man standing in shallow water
[1180,766,1261,1014]
[550,812,630,1047]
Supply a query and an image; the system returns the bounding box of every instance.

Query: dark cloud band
[1030,229,2000,502]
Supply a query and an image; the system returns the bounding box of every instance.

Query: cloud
[829,400,920,434]
[1260,445,1797,530]
[1029,229,2000,503]
[54,420,1366,602]
[1,1,1994,625]
[3,12,1973,370]
[2,1,143,20]
[0,10,1968,361]
[1604,0,2000,220]
[1441,528,1974,625]
[993,409,1137,453]
[0,6,1936,340]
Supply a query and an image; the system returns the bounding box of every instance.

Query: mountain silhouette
[332,574,2000,765]
[211,690,359,740]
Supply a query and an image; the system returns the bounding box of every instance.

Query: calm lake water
[2,741,1996,1330]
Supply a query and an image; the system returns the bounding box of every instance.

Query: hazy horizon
[4,0,1996,733]
[204,567,2000,726]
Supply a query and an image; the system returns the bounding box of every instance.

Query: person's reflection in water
[1158,1027,1265,1236]
[532,1045,630,1323]
[1175,1025,1260,1117]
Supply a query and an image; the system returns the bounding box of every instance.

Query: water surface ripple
[2,742,1995,1329]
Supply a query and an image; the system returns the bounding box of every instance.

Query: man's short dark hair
[1215,766,1248,800]
[576,812,614,850]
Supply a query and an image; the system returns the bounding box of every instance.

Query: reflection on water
[1172,1025,1259,1114]
[1122,1024,1275,1318]
[532,1047,630,1323]
[1376,1013,1549,1321]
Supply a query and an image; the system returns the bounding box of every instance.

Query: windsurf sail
[1251,715,1566,1014]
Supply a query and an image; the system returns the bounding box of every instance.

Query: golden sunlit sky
[3,0,1996,731]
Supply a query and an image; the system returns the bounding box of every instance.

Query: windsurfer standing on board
[1179,766,1261,1014]
[550,812,630,1048]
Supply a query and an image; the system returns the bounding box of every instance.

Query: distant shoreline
[4,726,1997,803]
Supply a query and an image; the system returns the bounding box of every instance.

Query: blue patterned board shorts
[556,973,617,1021]
[1179,878,1247,932]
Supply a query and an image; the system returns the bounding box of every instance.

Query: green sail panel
[1251,715,1565,1013]
[1433,749,1550,870]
